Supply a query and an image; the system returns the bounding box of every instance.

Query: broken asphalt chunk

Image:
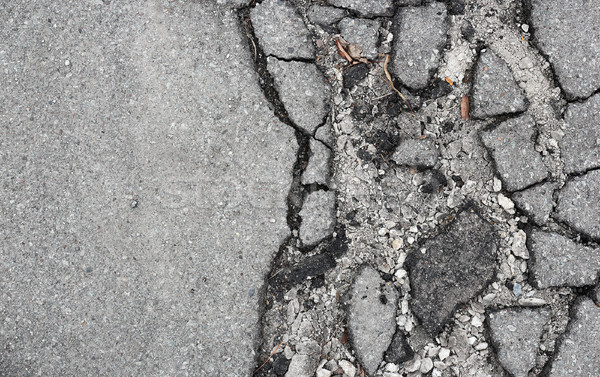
[328,0,394,17]
[267,57,331,134]
[560,92,600,175]
[529,0,600,99]
[391,138,440,169]
[487,307,550,377]
[338,18,380,60]
[547,298,600,377]
[470,50,528,119]
[299,190,336,247]
[347,266,398,376]
[555,170,600,240]
[302,139,332,186]
[384,330,414,365]
[307,5,347,28]
[391,2,448,90]
[250,0,314,60]
[528,230,600,289]
[480,114,548,192]
[511,182,555,225]
[407,208,498,336]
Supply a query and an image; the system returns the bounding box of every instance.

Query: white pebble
[438,348,450,361]
[498,194,514,210]
[339,360,356,377]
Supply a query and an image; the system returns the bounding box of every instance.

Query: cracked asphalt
[1,0,599,376]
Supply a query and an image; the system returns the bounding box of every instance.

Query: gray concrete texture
[0,2,296,376]
[555,170,600,240]
[511,182,555,225]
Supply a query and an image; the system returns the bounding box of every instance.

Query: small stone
[480,114,548,192]
[407,208,498,336]
[521,24,529,32]
[474,342,488,351]
[518,297,546,307]
[299,191,336,246]
[487,308,550,377]
[512,182,556,225]
[285,354,318,377]
[548,299,600,376]
[339,360,356,377]
[560,93,600,174]
[251,0,314,60]
[470,50,528,119]
[302,139,331,186]
[438,348,450,361]
[528,230,600,289]
[348,266,399,376]
[314,123,335,148]
[497,194,514,211]
[328,0,394,17]
[493,177,502,192]
[392,138,440,169]
[65,59,70,66]
[267,57,330,134]
[392,239,403,250]
[316,367,332,377]
[338,18,380,60]
[404,357,421,373]
[391,3,448,90]
[555,170,600,240]
[471,316,483,327]
[529,0,600,99]
[420,358,433,373]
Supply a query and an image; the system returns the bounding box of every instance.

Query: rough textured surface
[528,231,600,289]
[511,182,556,225]
[343,63,370,89]
[407,209,498,336]
[548,299,600,376]
[0,2,296,376]
[250,0,314,60]
[470,50,528,119]
[299,191,336,247]
[392,138,440,169]
[338,18,380,60]
[302,139,332,186]
[307,5,347,27]
[529,0,600,99]
[487,308,550,377]
[480,115,548,192]
[561,93,600,174]
[555,170,600,240]
[391,3,448,90]
[267,57,330,134]
[594,284,600,303]
[315,123,335,148]
[328,0,394,17]
[348,266,399,376]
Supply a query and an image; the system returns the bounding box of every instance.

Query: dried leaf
[383,54,414,114]
[347,43,363,60]
[445,76,454,86]
[335,37,353,63]
[461,95,470,120]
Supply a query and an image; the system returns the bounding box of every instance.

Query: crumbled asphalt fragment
[307,5,347,27]
[487,308,550,377]
[391,138,440,169]
[250,0,314,60]
[299,190,336,247]
[555,170,600,240]
[267,57,331,135]
[470,49,528,119]
[391,2,448,90]
[302,139,331,186]
[348,266,399,376]
[338,18,380,60]
[384,330,414,365]
[407,208,498,336]
[480,114,548,192]
[511,182,555,225]
[529,0,600,99]
[528,230,600,289]
[560,93,600,174]
[343,63,370,89]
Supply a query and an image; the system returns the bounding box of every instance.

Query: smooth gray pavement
[0,2,295,376]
